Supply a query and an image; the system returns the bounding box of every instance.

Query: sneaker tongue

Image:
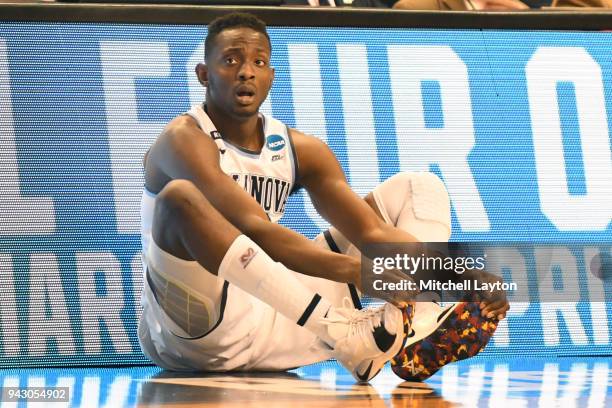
[382,306,398,335]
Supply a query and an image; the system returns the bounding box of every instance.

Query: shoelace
[322,298,385,341]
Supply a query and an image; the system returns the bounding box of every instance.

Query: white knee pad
[325,172,452,259]
[373,172,451,242]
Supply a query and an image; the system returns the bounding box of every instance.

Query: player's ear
[196,63,208,87]
[270,66,275,87]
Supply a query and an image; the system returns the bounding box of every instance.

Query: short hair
[205,13,271,60]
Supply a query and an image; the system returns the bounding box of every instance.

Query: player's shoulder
[288,128,340,181]
[288,128,330,154]
[149,114,220,168]
[160,115,216,149]
[163,114,202,139]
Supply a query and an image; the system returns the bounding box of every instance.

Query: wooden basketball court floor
[0,357,609,407]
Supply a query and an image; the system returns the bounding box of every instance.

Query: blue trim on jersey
[222,139,263,158]
[144,187,157,197]
[285,125,301,195]
[193,105,267,156]
[261,112,268,138]
[206,111,269,157]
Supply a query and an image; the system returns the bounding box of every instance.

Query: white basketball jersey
[141,104,297,254]
[186,103,297,223]
[138,105,310,371]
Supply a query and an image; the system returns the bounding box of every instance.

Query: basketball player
[138,12,509,382]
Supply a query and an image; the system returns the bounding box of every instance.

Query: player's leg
[324,171,450,255]
[149,179,339,344]
[367,172,498,381]
[323,171,498,381]
[145,179,404,380]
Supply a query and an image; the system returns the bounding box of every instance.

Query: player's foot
[391,301,498,381]
[323,298,407,383]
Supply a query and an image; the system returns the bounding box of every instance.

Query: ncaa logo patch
[266,135,286,151]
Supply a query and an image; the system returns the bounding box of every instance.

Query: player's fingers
[486,302,509,319]
[493,303,510,320]
[478,297,487,310]
[479,295,494,310]
[479,290,506,309]
[481,300,506,318]
[481,303,499,317]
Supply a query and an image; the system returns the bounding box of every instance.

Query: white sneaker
[322,298,405,383]
[405,301,459,347]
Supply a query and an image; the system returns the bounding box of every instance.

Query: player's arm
[146,116,359,285]
[293,130,509,318]
[292,129,420,250]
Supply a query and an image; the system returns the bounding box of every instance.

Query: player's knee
[374,171,451,237]
[155,179,209,220]
[392,171,447,195]
[403,171,450,220]
[376,171,450,212]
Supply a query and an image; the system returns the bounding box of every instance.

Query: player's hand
[464,269,510,320]
[356,264,418,308]
[479,296,509,320]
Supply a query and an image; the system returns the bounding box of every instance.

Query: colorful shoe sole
[391,302,498,381]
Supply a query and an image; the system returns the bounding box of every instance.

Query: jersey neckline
[202,103,267,156]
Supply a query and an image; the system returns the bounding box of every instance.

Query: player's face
[201,28,274,118]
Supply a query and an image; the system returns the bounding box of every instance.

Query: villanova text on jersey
[231,173,291,217]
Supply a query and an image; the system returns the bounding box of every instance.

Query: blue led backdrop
[0,23,610,366]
